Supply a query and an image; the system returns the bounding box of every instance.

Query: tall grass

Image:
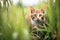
[47,0,60,40]
[0,0,31,40]
[55,0,60,40]
[0,0,60,40]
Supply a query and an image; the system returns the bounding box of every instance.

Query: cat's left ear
[30,6,35,13]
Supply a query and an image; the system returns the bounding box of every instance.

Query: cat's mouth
[36,19,44,24]
[37,19,40,22]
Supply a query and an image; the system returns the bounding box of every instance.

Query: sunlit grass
[0,4,31,40]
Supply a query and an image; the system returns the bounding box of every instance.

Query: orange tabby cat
[25,7,46,30]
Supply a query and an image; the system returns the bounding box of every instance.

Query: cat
[25,7,57,40]
[25,6,47,30]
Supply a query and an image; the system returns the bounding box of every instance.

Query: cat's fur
[25,7,57,40]
[25,7,46,30]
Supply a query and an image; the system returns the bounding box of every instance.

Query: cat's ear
[30,6,35,13]
[40,8,45,13]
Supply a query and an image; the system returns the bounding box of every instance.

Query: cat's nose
[41,17,44,20]
[37,18,40,21]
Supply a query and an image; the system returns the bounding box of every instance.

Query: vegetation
[0,0,60,40]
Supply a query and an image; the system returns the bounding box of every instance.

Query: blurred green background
[0,0,60,40]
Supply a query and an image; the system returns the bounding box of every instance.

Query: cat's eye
[34,14,37,17]
[39,14,42,17]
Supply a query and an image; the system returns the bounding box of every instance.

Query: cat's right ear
[30,6,35,13]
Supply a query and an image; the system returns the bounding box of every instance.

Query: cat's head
[30,7,45,23]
